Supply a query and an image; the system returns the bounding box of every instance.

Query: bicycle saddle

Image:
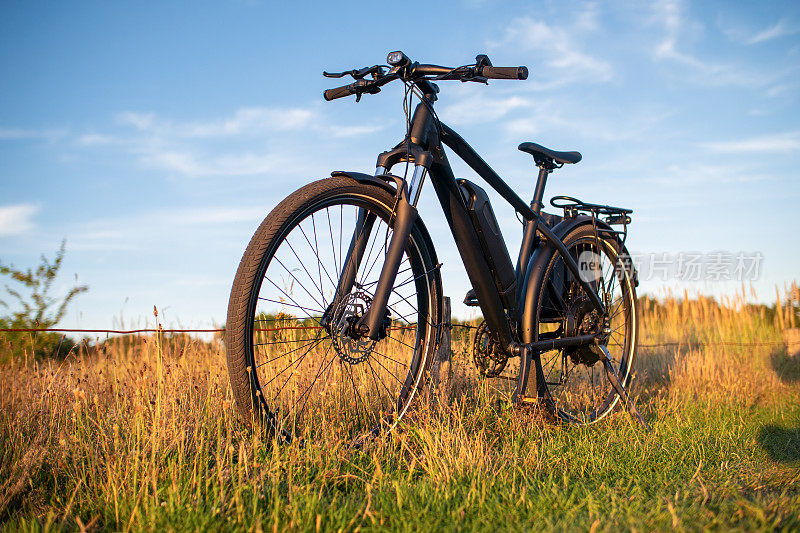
[518,142,582,165]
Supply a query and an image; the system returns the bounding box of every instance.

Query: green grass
[1,294,799,531]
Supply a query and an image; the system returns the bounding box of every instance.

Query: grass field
[1,289,799,531]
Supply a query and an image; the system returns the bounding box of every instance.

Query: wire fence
[0,325,786,349]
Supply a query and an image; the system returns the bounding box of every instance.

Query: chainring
[472,321,508,377]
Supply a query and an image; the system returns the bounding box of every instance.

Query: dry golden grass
[1,286,798,530]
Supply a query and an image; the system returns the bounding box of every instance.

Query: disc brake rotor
[331,291,376,364]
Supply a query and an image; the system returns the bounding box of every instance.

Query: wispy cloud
[718,14,800,46]
[746,19,799,45]
[443,92,673,144]
[651,0,792,90]
[440,94,532,126]
[69,105,387,178]
[702,131,800,154]
[138,148,309,177]
[75,133,117,147]
[488,12,613,85]
[653,0,704,67]
[68,205,269,251]
[0,204,39,236]
[0,127,67,141]
[116,107,316,138]
[645,162,770,188]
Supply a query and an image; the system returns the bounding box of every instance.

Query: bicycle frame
[342,94,605,354]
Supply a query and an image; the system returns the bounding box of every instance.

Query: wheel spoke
[534,230,634,425]
[304,214,337,293]
[273,255,326,311]
[258,297,322,316]
[255,335,326,368]
[237,191,435,441]
[283,236,328,307]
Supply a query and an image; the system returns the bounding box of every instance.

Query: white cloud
[97,105,386,177]
[0,127,41,140]
[440,94,532,126]
[0,204,39,236]
[329,124,384,138]
[650,0,786,89]
[68,205,269,251]
[719,16,800,45]
[653,0,703,66]
[702,131,800,154]
[116,112,157,131]
[138,147,312,178]
[489,14,613,85]
[645,162,770,188]
[181,107,315,137]
[0,127,67,141]
[746,19,799,45]
[75,133,116,146]
[116,106,316,138]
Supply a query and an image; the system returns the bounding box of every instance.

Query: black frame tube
[361,99,604,347]
[527,334,596,353]
[437,122,604,313]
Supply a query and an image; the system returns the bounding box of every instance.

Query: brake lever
[323,65,386,80]
[433,66,469,81]
[323,70,351,79]
[461,74,488,84]
[431,65,487,84]
[352,78,382,102]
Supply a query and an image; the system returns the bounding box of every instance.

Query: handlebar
[323,83,358,101]
[480,65,528,80]
[323,73,399,101]
[323,52,528,101]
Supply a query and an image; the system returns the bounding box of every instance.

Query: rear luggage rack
[550,195,632,224]
[550,195,635,285]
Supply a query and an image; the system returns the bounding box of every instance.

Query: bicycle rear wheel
[225,177,441,443]
[529,225,638,424]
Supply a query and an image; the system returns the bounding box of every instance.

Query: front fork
[322,165,427,341]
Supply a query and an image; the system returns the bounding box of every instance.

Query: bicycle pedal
[463,289,479,306]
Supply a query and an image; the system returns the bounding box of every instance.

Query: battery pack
[457,179,517,309]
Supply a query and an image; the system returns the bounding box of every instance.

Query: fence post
[431,297,452,395]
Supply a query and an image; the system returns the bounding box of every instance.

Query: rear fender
[519,215,629,341]
[515,215,631,399]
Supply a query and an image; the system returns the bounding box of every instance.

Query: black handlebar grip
[323,83,357,101]
[481,66,528,80]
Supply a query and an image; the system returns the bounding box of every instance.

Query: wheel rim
[246,194,435,443]
[536,235,635,424]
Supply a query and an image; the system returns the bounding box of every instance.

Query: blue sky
[1,0,798,330]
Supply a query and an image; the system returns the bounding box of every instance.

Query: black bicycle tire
[225,177,442,439]
[530,224,638,424]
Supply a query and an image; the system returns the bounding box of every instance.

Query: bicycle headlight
[387,51,409,67]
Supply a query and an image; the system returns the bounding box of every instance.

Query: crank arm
[597,345,651,432]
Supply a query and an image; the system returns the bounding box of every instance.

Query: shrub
[0,240,87,362]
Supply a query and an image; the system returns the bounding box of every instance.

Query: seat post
[531,162,552,215]
[515,160,554,300]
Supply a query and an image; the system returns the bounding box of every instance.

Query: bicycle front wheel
[225,177,441,443]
